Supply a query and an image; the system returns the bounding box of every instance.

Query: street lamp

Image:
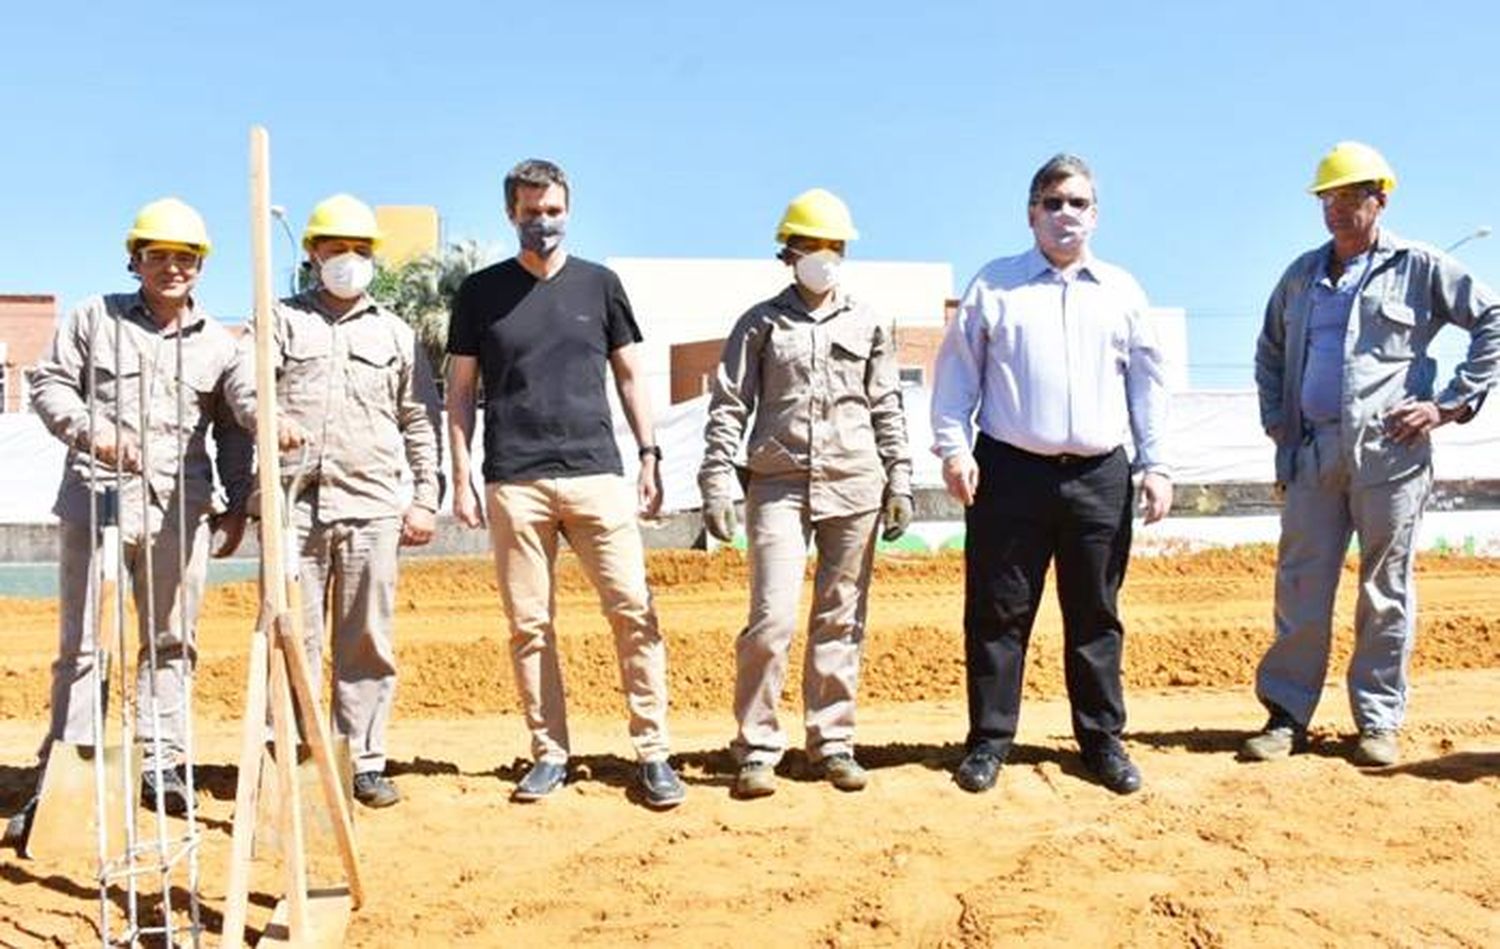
[269,205,301,295]
[1446,226,1493,254]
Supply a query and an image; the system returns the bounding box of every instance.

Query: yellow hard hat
[776,188,859,243]
[302,193,382,250]
[125,197,212,256]
[1308,141,1397,195]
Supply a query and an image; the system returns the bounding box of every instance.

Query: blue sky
[4,1,1498,388]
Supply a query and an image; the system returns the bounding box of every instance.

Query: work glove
[704,499,737,543]
[881,493,913,542]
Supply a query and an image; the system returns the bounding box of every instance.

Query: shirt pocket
[171,363,220,435]
[88,345,143,420]
[344,334,399,410]
[1361,298,1419,360]
[828,325,871,400]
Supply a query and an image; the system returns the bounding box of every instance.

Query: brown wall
[0,295,58,413]
[669,324,950,404]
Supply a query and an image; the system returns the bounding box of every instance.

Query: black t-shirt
[448,256,643,483]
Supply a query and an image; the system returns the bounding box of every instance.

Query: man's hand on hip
[942,453,979,507]
[1384,399,1456,444]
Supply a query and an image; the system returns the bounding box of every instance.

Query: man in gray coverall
[9,198,252,843]
[1244,142,1500,768]
[227,193,442,808]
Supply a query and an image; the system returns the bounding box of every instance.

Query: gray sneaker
[352,772,401,808]
[733,762,776,799]
[512,760,567,802]
[3,796,37,849]
[1241,714,1308,762]
[819,754,868,792]
[1352,729,1400,767]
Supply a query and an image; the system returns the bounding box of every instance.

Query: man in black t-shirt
[446,158,683,809]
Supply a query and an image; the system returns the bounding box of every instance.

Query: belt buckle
[1055,453,1080,465]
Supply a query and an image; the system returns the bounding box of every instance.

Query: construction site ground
[1,547,1498,946]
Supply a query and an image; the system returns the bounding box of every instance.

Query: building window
[898,367,924,387]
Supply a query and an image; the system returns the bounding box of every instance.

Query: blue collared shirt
[1300,250,1371,425]
[930,246,1169,473]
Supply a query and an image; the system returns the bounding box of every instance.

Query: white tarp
[7,387,1500,523]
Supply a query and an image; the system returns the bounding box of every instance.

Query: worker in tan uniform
[700,188,912,798]
[6,198,252,844]
[227,194,441,809]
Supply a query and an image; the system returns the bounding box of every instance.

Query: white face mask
[319,252,375,299]
[793,249,842,294]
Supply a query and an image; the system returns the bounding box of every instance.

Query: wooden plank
[258,887,352,948]
[24,742,136,862]
[221,122,284,949]
[253,735,353,860]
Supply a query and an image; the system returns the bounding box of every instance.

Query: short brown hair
[504,159,570,214]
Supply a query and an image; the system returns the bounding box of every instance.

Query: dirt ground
[1,547,1498,946]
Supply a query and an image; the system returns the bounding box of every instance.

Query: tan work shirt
[700,285,912,519]
[227,292,441,521]
[28,292,253,532]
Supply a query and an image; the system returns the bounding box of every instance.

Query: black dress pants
[963,434,1133,761]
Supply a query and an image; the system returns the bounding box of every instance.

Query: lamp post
[1446,226,1493,254]
[269,205,301,295]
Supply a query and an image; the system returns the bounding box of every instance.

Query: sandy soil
[1,548,1498,946]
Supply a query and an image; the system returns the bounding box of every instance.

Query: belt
[1046,452,1104,465]
[977,433,1117,467]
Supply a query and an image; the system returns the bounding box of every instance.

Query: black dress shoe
[955,750,1002,793]
[1085,751,1142,795]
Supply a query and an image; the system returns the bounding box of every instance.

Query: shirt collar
[771,284,852,321]
[296,289,380,323]
[126,291,207,336]
[1024,245,1100,283]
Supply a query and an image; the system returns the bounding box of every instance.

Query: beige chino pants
[732,478,880,767]
[486,474,670,764]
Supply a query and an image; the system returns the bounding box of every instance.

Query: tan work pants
[293,493,402,775]
[733,478,880,767]
[486,474,670,763]
[47,513,209,769]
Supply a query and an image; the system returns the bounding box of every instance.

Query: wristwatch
[639,445,662,461]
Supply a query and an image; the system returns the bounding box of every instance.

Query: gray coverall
[29,292,252,768]
[1254,229,1500,731]
[227,292,441,775]
[700,285,911,766]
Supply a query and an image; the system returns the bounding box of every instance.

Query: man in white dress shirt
[930,153,1171,795]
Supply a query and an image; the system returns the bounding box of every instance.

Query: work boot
[733,762,776,799]
[1240,710,1308,762]
[1352,729,1400,768]
[352,772,401,808]
[140,766,192,817]
[819,753,868,792]
[639,760,686,810]
[3,796,37,850]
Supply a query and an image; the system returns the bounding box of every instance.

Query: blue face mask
[517,216,566,256]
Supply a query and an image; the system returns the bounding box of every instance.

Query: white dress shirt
[930,246,1170,474]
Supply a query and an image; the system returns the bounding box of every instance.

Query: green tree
[369,239,496,388]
